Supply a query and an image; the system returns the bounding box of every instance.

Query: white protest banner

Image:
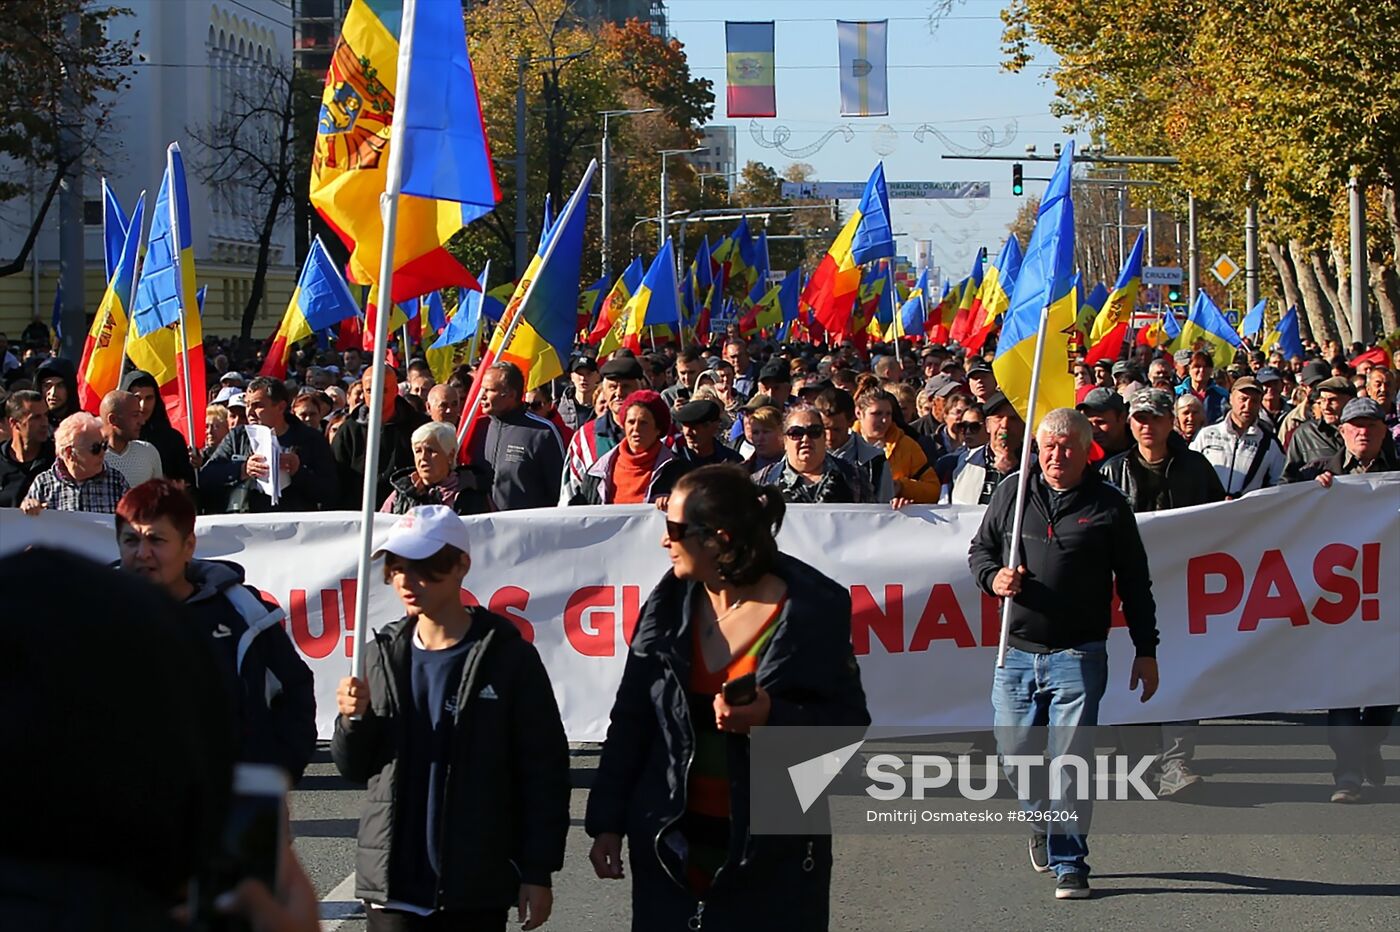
[2,476,1396,741]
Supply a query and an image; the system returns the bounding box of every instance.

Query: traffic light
[1166,285,1182,304]
[1011,163,1024,197]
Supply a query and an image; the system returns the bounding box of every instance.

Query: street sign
[781,180,991,200]
[1130,312,1159,327]
[1211,254,1240,286]
[1226,310,1240,326]
[1143,266,1183,286]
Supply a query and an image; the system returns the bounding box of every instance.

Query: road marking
[319,872,360,931]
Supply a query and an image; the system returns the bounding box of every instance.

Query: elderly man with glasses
[20,411,130,514]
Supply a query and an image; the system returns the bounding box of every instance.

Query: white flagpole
[350,0,420,684]
[465,259,491,369]
[995,299,1053,668]
[166,146,198,450]
[455,159,598,451]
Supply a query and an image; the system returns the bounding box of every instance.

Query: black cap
[967,358,993,376]
[570,355,598,373]
[940,357,964,372]
[798,377,833,396]
[1077,386,1128,414]
[982,390,1016,417]
[1111,360,1143,380]
[674,399,722,424]
[644,353,669,374]
[1300,359,1331,386]
[1254,366,1283,384]
[599,356,645,381]
[758,359,792,383]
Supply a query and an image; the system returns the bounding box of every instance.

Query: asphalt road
[295,721,1399,931]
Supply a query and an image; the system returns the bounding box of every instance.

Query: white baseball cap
[373,505,471,561]
[213,386,242,405]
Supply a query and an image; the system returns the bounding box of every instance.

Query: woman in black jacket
[380,421,492,515]
[586,465,870,931]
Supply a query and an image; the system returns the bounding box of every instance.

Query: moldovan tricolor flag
[837,20,888,117]
[726,22,776,117]
[260,237,362,378]
[310,0,494,301]
[1084,228,1145,365]
[620,238,682,353]
[964,235,1023,354]
[128,143,206,447]
[78,193,145,414]
[801,162,894,338]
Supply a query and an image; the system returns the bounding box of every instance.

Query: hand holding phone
[721,672,757,707]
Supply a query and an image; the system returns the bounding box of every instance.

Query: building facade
[689,125,737,196]
[0,0,297,341]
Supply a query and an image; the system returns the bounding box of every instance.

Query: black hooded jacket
[119,370,196,487]
[34,357,79,427]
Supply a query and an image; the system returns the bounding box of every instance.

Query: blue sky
[664,0,1072,280]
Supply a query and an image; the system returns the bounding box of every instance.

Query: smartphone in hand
[721,672,757,707]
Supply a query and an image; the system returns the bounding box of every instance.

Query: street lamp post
[600,108,657,279]
[698,170,740,203]
[659,147,703,254]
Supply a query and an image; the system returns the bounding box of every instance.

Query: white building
[0,0,297,339]
[689,125,737,196]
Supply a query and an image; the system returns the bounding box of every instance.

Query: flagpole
[456,159,599,451]
[885,261,901,363]
[995,301,1053,669]
[351,0,420,686]
[465,260,490,368]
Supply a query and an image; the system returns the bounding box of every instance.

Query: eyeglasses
[72,440,108,456]
[954,421,986,434]
[784,424,825,440]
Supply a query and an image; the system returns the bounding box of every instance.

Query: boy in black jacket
[334,506,569,931]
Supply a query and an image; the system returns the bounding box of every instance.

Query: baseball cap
[1340,397,1386,424]
[1300,359,1332,386]
[981,390,1016,418]
[758,359,792,383]
[967,358,993,376]
[1077,386,1127,414]
[1231,376,1262,394]
[599,356,645,381]
[373,505,471,561]
[940,358,965,372]
[213,386,241,405]
[1111,361,1143,380]
[1254,366,1283,384]
[570,355,598,373]
[225,391,246,410]
[219,371,245,386]
[1315,376,1358,397]
[674,399,722,424]
[1128,388,1175,418]
[743,392,774,412]
[1173,349,1194,367]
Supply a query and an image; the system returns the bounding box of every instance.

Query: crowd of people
[2,319,1397,924]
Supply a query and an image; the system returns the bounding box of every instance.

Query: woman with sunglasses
[753,405,870,503]
[586,464,870,930]
[20,411,129,515]
[569,390,686,505]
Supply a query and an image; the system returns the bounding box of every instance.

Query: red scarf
[611,440,661,503]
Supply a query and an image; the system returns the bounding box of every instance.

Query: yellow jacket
[877,424,941,503]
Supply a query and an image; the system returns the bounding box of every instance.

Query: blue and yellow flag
[1261,306,1303,359]
[993,140,1077,430]
[261,237,362,378]
[621,239,681,352]
[1175,290,1241,368]
[78,193,145,415]
[1084,229,1145,364]
[101,179,131,285]
[1238,298,1267,340]
[802,163,894,337]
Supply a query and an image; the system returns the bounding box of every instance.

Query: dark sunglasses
[665,519,708,541]
[74,440,108,456]
[954,421,986,433]
[784,424,825,440]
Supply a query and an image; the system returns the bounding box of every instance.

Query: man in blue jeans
[969,407,1161,900]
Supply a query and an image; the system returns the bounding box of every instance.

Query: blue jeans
[992,643,1108,877]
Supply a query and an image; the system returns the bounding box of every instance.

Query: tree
[191,60,311,339]
[0,0,136,277]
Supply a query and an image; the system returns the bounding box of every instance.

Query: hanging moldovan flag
[1174,290,1241,367]
[1237,297,1267,341]
[802,162,894,337]
[948,248,987,345]
[837,20,889,117]
[590,257,645,347]
[128,143,206,447]
[725,21,776,118]
[310,0,495,303]
[964,235,1024,353]
[992,139,1078,434]
[260,237,363,378]
[1260,306,1304,360]
[620,238,681,352]
[78,193,146,414]
[1083,229,1146,364]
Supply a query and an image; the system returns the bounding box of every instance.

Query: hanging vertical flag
[128,143,205,447]
[78,195,145,414]
[801,162,894,337]
[1084,229,1146,364]
[837,20,889,117]
[310,0,492,302]
[725,21,776,118]
[1238,297,1267,340]
[965,235,1024,353]
[1175,290,1242,367]
[1261,306,1304,360]
[621,239,681,352]
[260,237,363,378]
[993,140,1078,432]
